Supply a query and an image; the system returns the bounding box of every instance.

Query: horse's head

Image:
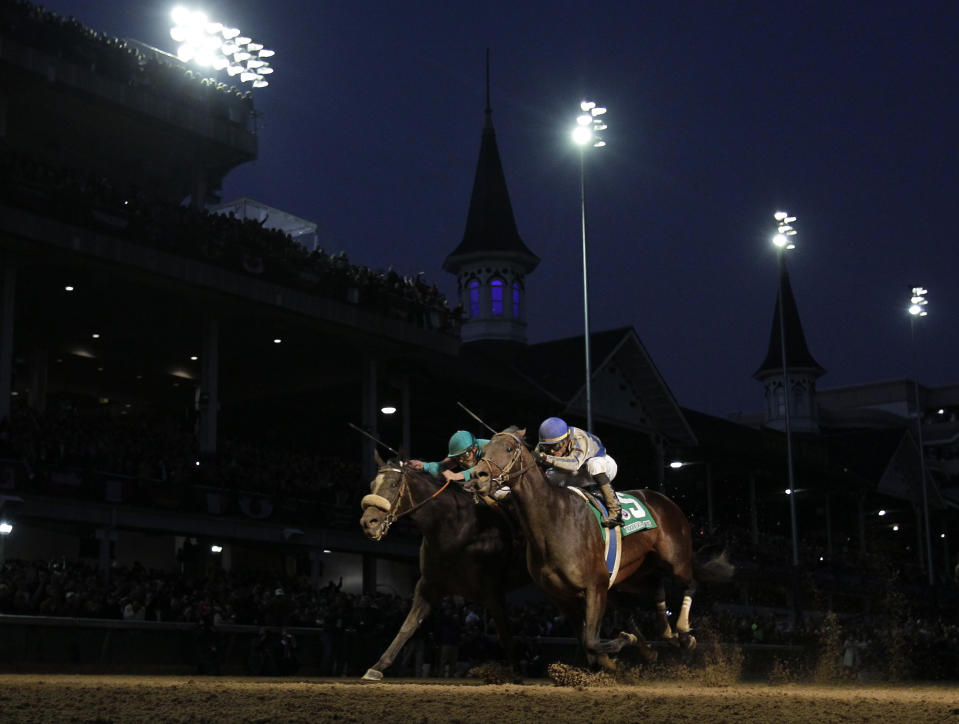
[471,427,529,497]
[359,451,406,541]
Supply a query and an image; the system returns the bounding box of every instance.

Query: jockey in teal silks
[409,430,490,484]
[534,417,622,527]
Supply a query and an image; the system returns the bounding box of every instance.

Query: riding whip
[347,422,401,457]
[456,401,498,436]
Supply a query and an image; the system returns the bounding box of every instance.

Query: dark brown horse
[471,428,732,671]
[358,453,528,681]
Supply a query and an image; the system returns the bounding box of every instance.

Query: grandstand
[0,0,956,677]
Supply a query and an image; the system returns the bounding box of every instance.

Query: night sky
[35,1,959,419]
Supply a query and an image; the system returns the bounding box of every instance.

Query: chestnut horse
[358,452,528,680]
[471,428,732,671]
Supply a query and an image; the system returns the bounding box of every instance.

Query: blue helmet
[448,430,477,457]
[538,417,570,445]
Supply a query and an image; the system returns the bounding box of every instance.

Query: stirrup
[602,511,622,528]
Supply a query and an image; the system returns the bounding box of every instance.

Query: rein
[362,466,452,529]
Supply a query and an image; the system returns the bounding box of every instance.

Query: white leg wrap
[677,594,693,633]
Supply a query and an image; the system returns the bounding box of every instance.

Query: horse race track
[0,674,956,723]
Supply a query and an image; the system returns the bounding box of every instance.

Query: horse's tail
[693,549,735,583]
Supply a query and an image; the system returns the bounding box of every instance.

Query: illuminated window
[512,281,521,317]
[468,279,480,318]
[491,278,504,316]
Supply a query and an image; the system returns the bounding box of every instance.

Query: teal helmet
[448,430,477,457]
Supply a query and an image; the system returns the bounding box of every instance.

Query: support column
[190,163,208,210]
[655,437,665,492]
[748,472,759,546]
[857,493,867,557]
[198,315,219,454]
[95,528,116,581]
[0,257,15,424]
[401,373,411,457]
[362,553,377,596]
[914,502,925,571]
[360,355,378,484]
[28,348,48,415]
[310,549,325,589]
[705,463,714,535]
[824,491,833,558]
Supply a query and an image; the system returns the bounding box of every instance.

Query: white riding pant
[546,454,617,487]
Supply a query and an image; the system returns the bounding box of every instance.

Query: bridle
[473,431,536,489]
[361,464,452,537]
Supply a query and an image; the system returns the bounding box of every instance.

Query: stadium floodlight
[240,71,259,83]
[0,522,11,535]
[169,8,275,88]
[252,78,269,88]
[258,66,274,75]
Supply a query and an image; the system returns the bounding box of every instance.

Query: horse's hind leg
[362,579,435,681]
[675,580,698,650]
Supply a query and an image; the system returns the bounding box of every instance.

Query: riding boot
[595,473,622,528]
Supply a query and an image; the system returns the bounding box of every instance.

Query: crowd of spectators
[2,556,957,679]
[1,0,254,113]
[0,557,554,677]
[0,148,462,334]
[0,404,363,521]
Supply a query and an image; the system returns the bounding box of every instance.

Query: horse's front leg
[485,593,517,672]
[583,585,634,671]
[362,578,435,681]
[624,615,658,663]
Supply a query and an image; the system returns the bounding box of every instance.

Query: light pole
[908,285,934,586]
[772,211,800,567]
[571,100,607,431]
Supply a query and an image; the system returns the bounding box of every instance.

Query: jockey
[534,416,622,528]
[408,430,489,484]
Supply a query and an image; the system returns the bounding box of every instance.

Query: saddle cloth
[568,488,658,588]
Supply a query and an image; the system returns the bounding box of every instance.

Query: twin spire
[443,52,538,345]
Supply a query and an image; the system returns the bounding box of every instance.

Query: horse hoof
[685,635,697,651]
[622,632,638,645]
[361,668,384,682]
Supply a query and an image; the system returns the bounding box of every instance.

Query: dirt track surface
[0,675,956,723]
